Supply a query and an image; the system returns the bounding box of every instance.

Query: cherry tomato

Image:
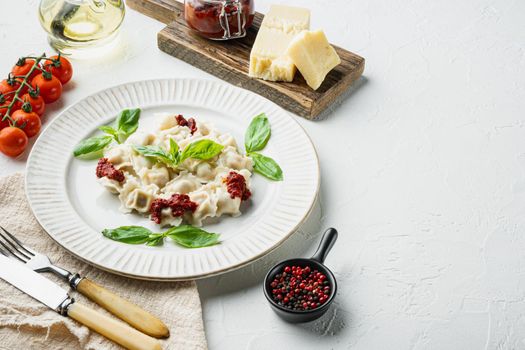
[0,109,10,131]
[11,58,39,82]
[0,78,26,99]
[45,56,73,85]
[12,109,41,138]
[31,73,62,103]
[0,92,11,107]
[0,126,28,157]
[0,79,19,100]
[0,118,9,131]
[18,93,45,116]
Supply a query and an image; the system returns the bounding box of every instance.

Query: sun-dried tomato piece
[187,117,197,135]
[224,171,251,201]
[96,158,125,182]
[150,194,198,224]
[175,114,197,135]
[175,114,188,126]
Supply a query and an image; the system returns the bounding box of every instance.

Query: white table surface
[2,0,525,348]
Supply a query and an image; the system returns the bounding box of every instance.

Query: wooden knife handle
[68,302,162,350]
[77,278,169,338]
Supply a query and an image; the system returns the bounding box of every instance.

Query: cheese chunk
[249,5,310,82]
[286,30,341,90]
[262,5,311,34]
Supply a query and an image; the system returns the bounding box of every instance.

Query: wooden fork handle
[76,278,170,338]
[68,302,162,350]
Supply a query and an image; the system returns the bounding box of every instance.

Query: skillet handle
[311,228,338,263]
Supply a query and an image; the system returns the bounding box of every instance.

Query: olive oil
[38,0,125,57]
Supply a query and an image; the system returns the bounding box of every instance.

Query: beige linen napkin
[0,173,207,350]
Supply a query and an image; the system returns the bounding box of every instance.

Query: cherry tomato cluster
[0,53,73,157]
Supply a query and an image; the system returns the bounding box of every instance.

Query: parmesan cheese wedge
[286,30,342,90]
[249,5,310,82]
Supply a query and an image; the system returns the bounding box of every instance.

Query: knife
[0,255,161,350]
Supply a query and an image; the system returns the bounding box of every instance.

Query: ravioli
[97,113,253,227]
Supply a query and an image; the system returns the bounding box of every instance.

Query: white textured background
[1,0,525,348]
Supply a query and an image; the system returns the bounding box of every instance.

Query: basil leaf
[180,139,224,162]
[146,233,165,246]
[116,108,141,137]
[134,145,174,166]
[99,125,119,143]
[166,225,220,248]
[99,125,117,134]
[73,135,113,157]
[245,113,271,153]
[101,225,219,248]
[250,152,283,181]
[169,139,180,163]
[102,226,152,244]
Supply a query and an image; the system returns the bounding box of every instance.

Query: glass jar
[38,0,125,57]
[184,0,255,40]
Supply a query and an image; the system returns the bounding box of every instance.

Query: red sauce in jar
[150,194,198,224]
[96,158,125,182]
[185,0,255,40]
[176,114,197,135]
[224,171,251,201]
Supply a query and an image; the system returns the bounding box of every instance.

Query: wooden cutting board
[127,0,365,119]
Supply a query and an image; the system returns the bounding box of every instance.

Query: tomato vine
[0,53,60,126]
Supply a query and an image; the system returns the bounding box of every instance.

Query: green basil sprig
[98,108,141,144]
[245,113,271,153]
[180,139,224,162]
[165,225,220,248]
[133,145,174,165]
[73,135,113,157]
[134,139,180,167]
[117,108,141,137]
[249,152,283,181]
[101,226,154,244]
[98,126,119,140]
[73,108,141,157]
[135,139,223,168]
[244,113,283,181]
[102,225,220,248]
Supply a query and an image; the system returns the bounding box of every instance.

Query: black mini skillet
[263,228,338,323]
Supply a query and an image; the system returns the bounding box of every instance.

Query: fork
[0,226,169,339]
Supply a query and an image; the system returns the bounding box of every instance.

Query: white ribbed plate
[25,79,319,280]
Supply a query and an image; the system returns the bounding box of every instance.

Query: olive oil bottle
[38,0,125,57]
